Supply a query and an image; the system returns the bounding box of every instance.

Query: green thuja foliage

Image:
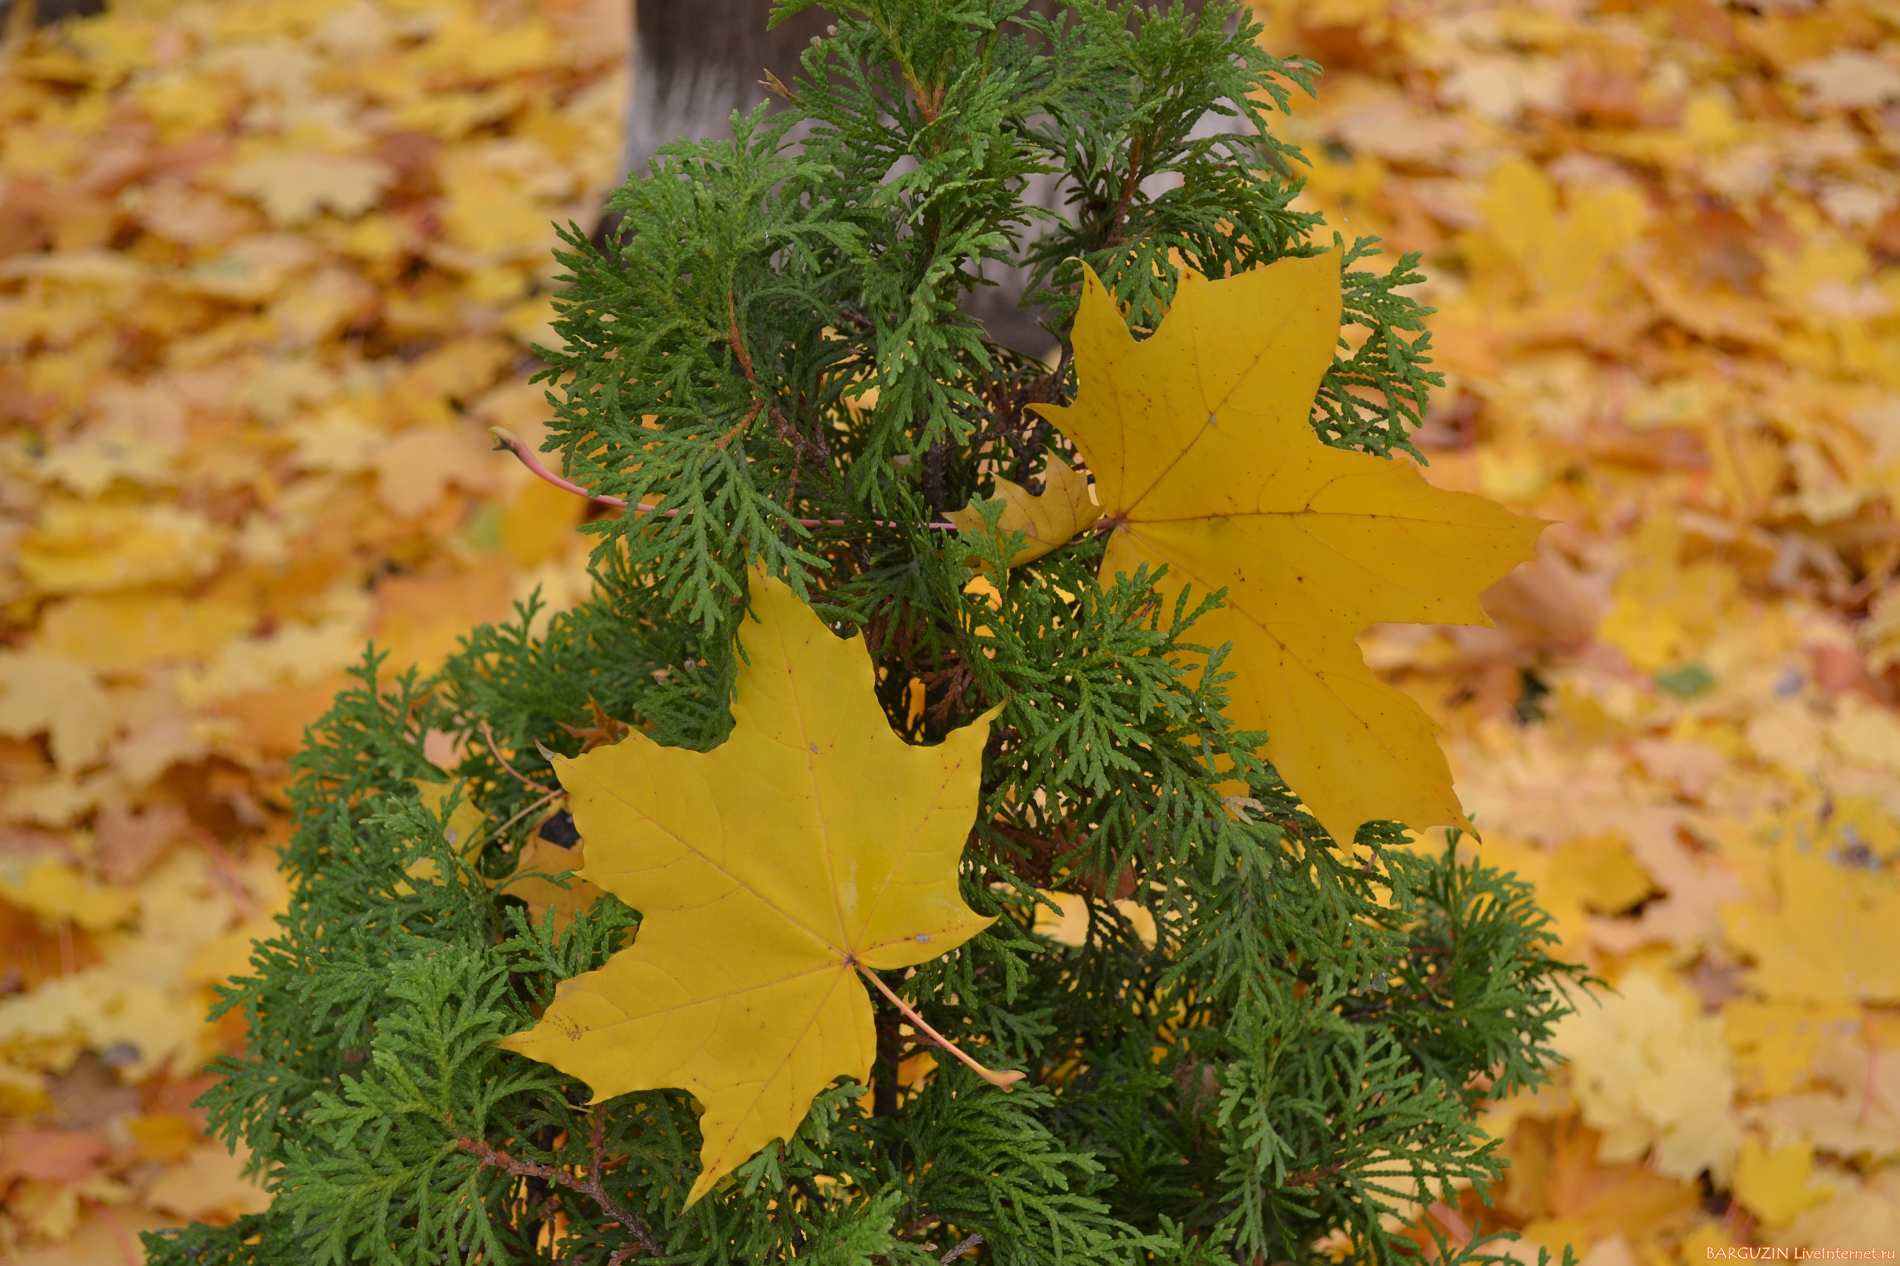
[146,3,1582,1263]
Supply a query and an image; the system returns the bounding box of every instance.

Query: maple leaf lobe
[500,568,997,1204]
[1034,252,1545,845]
[946,452,1101,569]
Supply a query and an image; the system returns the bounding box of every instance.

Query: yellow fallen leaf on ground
[0,654,113,772]
[501,569,1001,1203]
[373,423,500,518]
[1547,832,1655,917]
[373,568,516,674]
[218,152,394,226]
[1720,839,1900,1003]
[1461,158,1649,306]
[947,453,1099,569]
[1768,1168,1900,1250]
[1553,970,1741,1183]
[1731,1136,1832,1228]
[0,967,204,1083]
[1034,255,1543,844]
[143,1141,271,1220]
[126,1113,198,1164]
[16,503,227,596]
[34,594,254,674]
[1723,999,1862,1097]
[0,856,136,932]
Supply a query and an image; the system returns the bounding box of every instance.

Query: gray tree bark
[606,2,1224,355]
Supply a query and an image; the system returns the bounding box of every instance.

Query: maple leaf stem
[854,964,1025,1092]
[475,789,561,852]
[482,720,556,795]
[457,1132,663,1259]
[1427,1200,1472,1247]
[199,833,260,923]
[488,426,637,510]
[489,426,960,533]
[80,1197,140,1266]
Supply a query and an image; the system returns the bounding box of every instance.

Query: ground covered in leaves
[1,0,1898,1260]
[0,0,623,1258]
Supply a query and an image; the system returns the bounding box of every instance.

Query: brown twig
[714,400,763,450]
[727,293,756,381]
[854,963,1024,1091]
[483,720,556,795]
[458,1124,663,1260]
[1282,1161,1343,1189]
[1103,133,1145,249]
[490,426,957,532]
[474,789,560,852]
[940,1232,984,1263]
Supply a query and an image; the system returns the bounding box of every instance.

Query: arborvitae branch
[145,5,1581,1265]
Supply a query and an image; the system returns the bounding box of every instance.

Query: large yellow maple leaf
[501,568,999,1204]
[1033,252,1543,844]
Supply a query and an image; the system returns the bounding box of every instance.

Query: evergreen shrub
[147,3,1582,1262]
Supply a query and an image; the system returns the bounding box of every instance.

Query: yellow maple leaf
[218,151,394,226]
[0,653,114,773]
[501,568,1002,1203]
[1731,1136,1833,1229]
[17,502,228,597]
[1553,970,1741,1184]
[946,453,1100,569]
[1723,999,1861,1097]
[1032,254,1543,844]
[1720,838,1900,1003]
[1461,158,1649,304]
[0,855,137,932]
[36,594,253,674]
[498,829,607,935]
[397,780,488,889]
[144,1141,272,1220]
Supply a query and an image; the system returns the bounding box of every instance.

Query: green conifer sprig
[147,4,1584,1264]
